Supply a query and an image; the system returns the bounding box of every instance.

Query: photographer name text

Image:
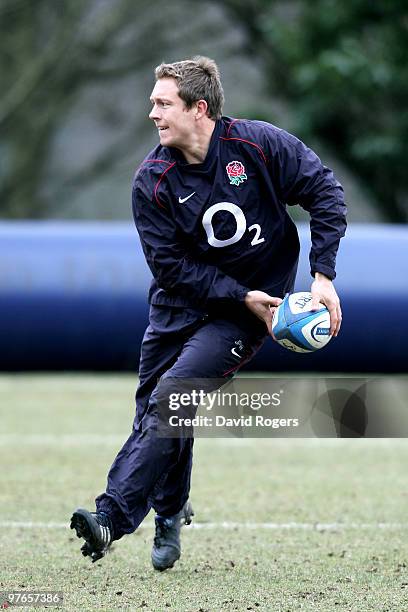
[168,415,299,429]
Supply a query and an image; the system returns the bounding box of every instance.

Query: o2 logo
[202,202,265,249]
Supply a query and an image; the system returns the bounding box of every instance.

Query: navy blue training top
[132,116,347,309]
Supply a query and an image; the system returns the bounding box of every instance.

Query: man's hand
[311,273,342,337]
[244,290,283,335]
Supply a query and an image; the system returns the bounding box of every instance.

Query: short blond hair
[154,56,224,120]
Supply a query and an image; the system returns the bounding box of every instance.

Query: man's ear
[195,99,208,119]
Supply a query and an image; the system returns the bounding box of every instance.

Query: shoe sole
[70,508,104,562]
[152,549,180,572]
[153,562,176,572]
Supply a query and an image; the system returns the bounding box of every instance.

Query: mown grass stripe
[1,520,407,530]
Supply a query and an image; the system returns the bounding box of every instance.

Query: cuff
[235,286,250,302]
[311,264,336,281]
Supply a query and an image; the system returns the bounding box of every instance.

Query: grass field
[1,375,408,611]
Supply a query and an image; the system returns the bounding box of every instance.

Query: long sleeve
[266,128,347,280]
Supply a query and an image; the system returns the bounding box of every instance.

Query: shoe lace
[181,503,194,526]
[154,503,193,547]
[154,518,171,548]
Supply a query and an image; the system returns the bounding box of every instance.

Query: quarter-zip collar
[169,119,223,173]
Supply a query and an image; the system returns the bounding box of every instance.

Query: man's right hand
[244,290,283,335]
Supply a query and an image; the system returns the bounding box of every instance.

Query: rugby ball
[271,292,332,353]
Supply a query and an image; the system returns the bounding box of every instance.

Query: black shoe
[70,508,112,563]
[151,500,194,571]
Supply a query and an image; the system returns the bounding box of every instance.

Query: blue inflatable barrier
[0,222,407,372]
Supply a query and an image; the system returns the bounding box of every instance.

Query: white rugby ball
[272,292,332,353]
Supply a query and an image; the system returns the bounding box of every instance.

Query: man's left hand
[311,273,342,337]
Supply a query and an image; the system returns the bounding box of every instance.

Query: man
[70,56,346,569]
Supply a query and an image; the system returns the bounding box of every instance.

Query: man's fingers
[267,301,281,335]
[262,308,273,335]
[311,293,321,311]
[334,304,342,337]
[268,305,278,332]
[326,302,338,336]
[310,279,342,338]
[244,291,283,335]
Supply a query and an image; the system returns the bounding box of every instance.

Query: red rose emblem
[226,161,247,185]
[227,161,244,177]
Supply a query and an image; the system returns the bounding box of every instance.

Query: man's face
[149,78,196,150]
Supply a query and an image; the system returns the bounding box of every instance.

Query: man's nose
[149,105,160,120]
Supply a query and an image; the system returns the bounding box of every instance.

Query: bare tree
[0,0,232,217]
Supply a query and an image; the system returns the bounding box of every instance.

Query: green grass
[1,375,408,611]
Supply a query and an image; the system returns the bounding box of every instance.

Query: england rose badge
[226,161,247,186]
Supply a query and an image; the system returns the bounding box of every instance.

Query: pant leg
[95,323,188,539]
[150,312,267,517]
[96,311,267,537]
[133,323,186,430]
[147,437,194,517]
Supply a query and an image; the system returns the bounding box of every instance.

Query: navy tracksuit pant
[95,303,267,540]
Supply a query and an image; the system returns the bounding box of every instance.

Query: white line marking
[2,435,408,447]
[1,521,407,530]
[0,434,126,447]
[187,522,408,531]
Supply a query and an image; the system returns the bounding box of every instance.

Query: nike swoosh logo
[231,348,242,359]
[178,192,195,204]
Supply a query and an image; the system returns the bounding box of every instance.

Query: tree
[221,0,408,221]
[0,0,229,218]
